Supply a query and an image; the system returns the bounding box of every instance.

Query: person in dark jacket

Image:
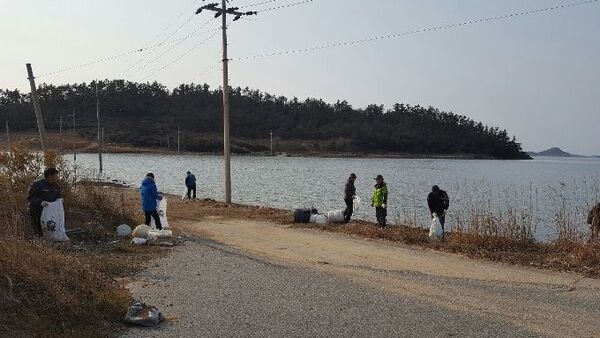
[140,173,163,230]
[27,167,62,237]
[343,173,357,223]
[427,185,449,231]
[185,171,197,200]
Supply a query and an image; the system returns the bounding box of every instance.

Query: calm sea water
[69,153,600,240]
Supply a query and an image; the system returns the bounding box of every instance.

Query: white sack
[429,213,444,239]
[327,210,345,223]
[41,199,69,242]
[132,224,151,238]
[353,196,361,212]
[150,198,169,229]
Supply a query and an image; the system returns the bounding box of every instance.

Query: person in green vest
[371,174,388,228]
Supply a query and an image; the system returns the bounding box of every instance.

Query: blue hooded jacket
[140,177,162,212]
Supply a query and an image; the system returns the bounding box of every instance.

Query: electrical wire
[257,0,314,12]
[233,0,599,61]
[127,18,217,79]
[190,62,220,82]
[239,0,280,8]
[139,30,220,81]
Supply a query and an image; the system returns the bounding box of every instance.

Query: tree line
[0,80,530,159]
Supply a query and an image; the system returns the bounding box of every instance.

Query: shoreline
[9,132,531,160]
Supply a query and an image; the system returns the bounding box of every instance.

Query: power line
[233,0,599,61]
[120,15,198,78]
[190,62,220,82]
[139,30,220,81]
[118,1,204,78]
[239,0,280,8]
[37,49,144,78]
[258,0,314,12]
[128,18,217,80]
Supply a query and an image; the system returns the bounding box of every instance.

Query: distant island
[1,80,531,159]
[528,147,577,157]
[528,147,600,158]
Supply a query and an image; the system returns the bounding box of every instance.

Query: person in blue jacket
[140,173,163,230]
[185,171,197,199]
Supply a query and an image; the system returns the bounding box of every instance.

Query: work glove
[41,201,49,207]
[382,203,386,209]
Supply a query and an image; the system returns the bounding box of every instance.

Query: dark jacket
[344,180,356,200]
[428,190,449,214]
[185,174,196,187]
[140,177,162,212]
[27,179,62,215]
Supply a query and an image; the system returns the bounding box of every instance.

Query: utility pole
[96,81,103,174]
[5,121,10,152]
[58,115,63,135]
[177,126,180,152]
[26,63,49,152]
[196,1,257,204]
[270,130,273,155]
[72,108,77,162]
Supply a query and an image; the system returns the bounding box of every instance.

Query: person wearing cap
[27,167,63,237]
[140,173,163,230]
[343,173,357,223]
[371,175,388,228]
[427,185,449,231]
[185,171,197,199]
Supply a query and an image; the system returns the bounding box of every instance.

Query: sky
[1,0,599,155]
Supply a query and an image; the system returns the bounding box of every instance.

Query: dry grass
[297,222,600,277]
[0,142,148,337]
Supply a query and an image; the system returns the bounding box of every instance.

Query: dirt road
[126,217,600,337]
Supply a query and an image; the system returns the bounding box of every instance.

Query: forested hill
[0,80,530,159]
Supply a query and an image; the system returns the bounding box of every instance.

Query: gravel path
[124,238,542,338]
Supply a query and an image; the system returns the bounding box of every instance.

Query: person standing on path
[185,171,197,200]
[343,173,357,223]
[26,167,63,237]
[371,175,388,228]
[140,173,163,230]
[427,185,450,232]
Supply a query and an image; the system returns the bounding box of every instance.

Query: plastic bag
[132,224,151,238]
[150,198,169,229]
[131,237,147,245]
[41,199,69,242]
[124,300,165,327]
[148,229,173,238]
[327,210,345,223]
[353,196,361,212]
[309,214,327,224]
[116,224,132,237]
[429,213,443,239]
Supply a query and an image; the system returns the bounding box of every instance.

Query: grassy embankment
[0,143,165,337]
[165,196,600,278]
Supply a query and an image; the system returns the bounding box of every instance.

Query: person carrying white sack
[26,167,63,238]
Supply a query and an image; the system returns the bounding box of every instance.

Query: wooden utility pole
[26,63,49,152]
[195,1,257,204]
[96,82,103,173]
[72,108,77,162]
[5,121,10,152]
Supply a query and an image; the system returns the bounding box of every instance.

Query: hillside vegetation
[1,81,530,159]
